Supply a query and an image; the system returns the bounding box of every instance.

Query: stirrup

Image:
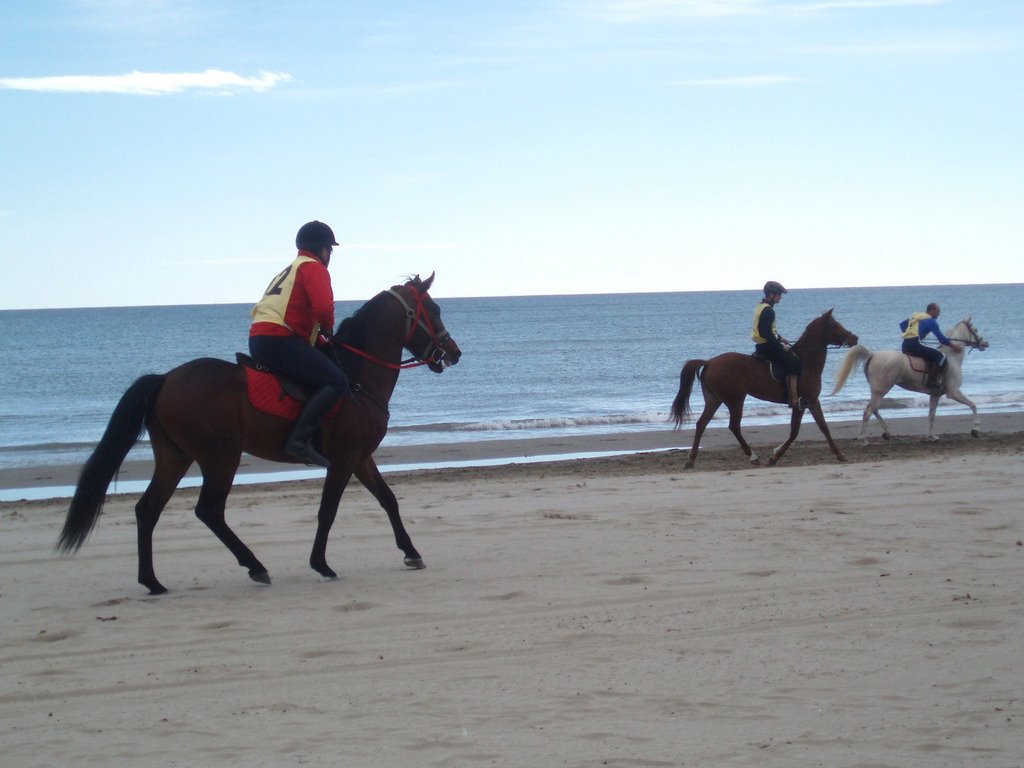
[287,440,330,469]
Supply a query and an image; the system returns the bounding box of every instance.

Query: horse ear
[421,271,435,292]
[825,307,834,317]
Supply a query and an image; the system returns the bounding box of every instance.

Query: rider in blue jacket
[900,303,963,388]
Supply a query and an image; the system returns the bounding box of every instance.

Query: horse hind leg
[135,432,193,595]
[725,400,760,466]
[685,397,722,469]
[861,391,889,444]
[192,460,270,585]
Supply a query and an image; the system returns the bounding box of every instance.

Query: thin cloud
[801,0,943,9]
[167,243,461,266]
[802,40,976,54]
[0,69,291,95]
[346,80,469,97]
[344,243,462,252]
[582,0,945,22]
[671,74,800,87]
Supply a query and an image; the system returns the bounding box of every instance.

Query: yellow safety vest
[902,312,930,340]
[751,302,778,344]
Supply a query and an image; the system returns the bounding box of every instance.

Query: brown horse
[671,309,857,468]
[58,274,461,595]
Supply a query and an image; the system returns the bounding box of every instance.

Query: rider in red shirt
[249,221,350,468]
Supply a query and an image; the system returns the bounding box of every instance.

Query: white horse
[831,318,989,443]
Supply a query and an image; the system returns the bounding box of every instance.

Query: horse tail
[57,374,165,554]
[671,359,707,428]
[830,345,872,395]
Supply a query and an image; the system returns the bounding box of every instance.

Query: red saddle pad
[243,366,302,421]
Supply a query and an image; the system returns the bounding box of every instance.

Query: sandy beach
[2,413,1023,767]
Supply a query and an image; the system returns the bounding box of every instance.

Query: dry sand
[2,414,1023,767]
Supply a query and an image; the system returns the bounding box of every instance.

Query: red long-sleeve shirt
[249,251,335,344]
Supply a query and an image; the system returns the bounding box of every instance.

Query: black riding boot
[786,375,803,410]
[926,361,946,389]
[285,386,344,468]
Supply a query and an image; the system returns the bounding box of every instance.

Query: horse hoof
[309,561,337,581]
[971,429,980,438]
[249,569,272,585]
[882,433,891,441]
[767,457,778,467]
[837,454,848,463]
[144,583,168,596]
[404,557,426,570]
[684,461,694,470]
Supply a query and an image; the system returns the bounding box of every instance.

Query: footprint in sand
[333,601,376,612]
[34,628,78,643]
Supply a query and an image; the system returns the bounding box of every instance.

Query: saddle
[236,353,310,420]
[903,354,928,374]
[751,349,787,383]
[903,354,944,390]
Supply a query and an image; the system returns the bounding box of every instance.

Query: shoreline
[2,410,1021,501]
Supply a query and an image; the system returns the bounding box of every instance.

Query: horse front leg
[768,405,805,466]
[309,461,356,580]
[355,456,424,569]
[927,394,941,440]
[805,399,847,463]
[943,390,980,437]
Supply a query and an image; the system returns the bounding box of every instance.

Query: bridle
[952,319,988,352]
[339,285,452,370]
[795,313,856,352]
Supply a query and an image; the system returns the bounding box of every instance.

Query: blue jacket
[899,315,953,346]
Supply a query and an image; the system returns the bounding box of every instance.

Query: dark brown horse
[58,274,461,595]
[671,309,857,468]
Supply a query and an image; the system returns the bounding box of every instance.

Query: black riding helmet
[763,280,788,296]
[295,220,339,251]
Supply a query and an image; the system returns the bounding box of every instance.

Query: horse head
[334,273,462,375]
[951,317,990,351]
[803,308,858,349]
[390,272,463,373]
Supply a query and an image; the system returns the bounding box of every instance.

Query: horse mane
[332,276,425,379]
[334,294,381,380]
[792,309,834,351]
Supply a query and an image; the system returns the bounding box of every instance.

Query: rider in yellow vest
[753,281,804,409]
[249,221,350,468]
[899,303,963,388]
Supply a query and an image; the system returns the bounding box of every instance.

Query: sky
[1,0,1021,309]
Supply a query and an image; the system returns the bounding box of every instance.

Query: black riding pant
[901,338,946,369]
[249,334,350,396]
[755,344,802,377]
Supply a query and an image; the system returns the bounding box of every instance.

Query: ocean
[1,283,1020,490]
